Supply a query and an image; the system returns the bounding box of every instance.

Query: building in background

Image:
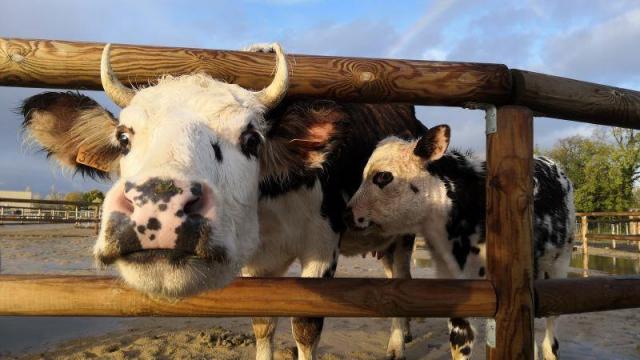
[0,188,34,208]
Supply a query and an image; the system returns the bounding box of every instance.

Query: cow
[345,125,575,360]
[19,43,426,360]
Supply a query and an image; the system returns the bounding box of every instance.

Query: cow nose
[120,178,213,217]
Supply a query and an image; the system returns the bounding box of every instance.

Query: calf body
[347,126,574,360]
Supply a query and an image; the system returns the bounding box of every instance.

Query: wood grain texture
[0,38,512,106]
[535,277,640,317]
[0,275,496,318]
[486,106,535,360]
[512,69,640,129]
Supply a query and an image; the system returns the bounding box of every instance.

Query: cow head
[21,44,289,298]
[346,125,451,236]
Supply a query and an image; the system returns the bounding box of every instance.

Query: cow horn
[101,44,135,108]
[253,43,289,109]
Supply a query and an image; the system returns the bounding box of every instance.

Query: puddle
[571,253,640,275]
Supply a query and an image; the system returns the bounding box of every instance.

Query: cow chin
[115,256,239,299]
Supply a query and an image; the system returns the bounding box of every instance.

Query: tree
[542,128,640,212]
[82,189,105,204]
[64,192,84,203]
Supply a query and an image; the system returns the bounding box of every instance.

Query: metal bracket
[463,102,497,135]
[486,318,496,348]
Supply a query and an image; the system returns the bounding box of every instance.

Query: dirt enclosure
[1,224,639,359]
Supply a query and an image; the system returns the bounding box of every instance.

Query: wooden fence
[0,197,100,229]
[1,38,640,360]
[576,212,640,277]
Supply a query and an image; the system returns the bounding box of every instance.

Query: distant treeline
[539,128,640,212]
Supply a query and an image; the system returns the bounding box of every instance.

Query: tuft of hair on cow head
[413,124,450,161]
[20,91,121,179]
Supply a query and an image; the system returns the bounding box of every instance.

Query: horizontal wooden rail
[0,38,512,106]
[585,234,640,242]
[2,38,640,128]
[0,275,496,318]
[535,276,640,317]
[2,275,639,318]
[512,70,640,128]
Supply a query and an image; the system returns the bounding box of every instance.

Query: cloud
[543,8,640,85]
[282,20,399,57]
[386,0,456,58]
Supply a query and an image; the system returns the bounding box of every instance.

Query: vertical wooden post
[486,106,534,360]
[581,216,589,277]
[93,200,102,235]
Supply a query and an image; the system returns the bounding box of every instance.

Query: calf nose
[343,206,369,229]
[109,178,215,250]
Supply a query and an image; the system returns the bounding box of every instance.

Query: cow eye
[117,132,130,153]
[373,171,394,189]
[240,129,262,157]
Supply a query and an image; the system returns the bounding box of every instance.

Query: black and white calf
[19,44,425,360]
[346,125,575,360]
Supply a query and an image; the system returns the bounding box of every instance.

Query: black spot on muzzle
[98,212,227,265]
[98,211,142,265]
[128,178,184,206]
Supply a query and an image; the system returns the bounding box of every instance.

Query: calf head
[346,125,451,236]
[20,44,290,297]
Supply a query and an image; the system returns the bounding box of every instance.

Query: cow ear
[413,124,450,161]
[21,91,121,179]
[261,100,342,178]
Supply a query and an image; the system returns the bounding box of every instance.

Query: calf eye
[240,129,262,157]
[373,171,394,189]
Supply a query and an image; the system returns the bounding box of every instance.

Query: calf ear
[413,124,450,161]
[21,91,121,179]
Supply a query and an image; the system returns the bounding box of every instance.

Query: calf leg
[540,249,570,360]
[541,317,559,360]
[448,318,474,360]
[292,244,339,360]
[382,235,415,360]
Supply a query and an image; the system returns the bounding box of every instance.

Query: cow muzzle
[96,177,226,265]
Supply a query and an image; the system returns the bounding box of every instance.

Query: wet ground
[1,225,640,359]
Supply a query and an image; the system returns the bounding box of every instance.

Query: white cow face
[346,125,451,236]
[20,44,288,298]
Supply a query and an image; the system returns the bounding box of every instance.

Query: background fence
[1,38,640,360]
[0,197,100,225]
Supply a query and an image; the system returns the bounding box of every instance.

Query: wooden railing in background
[0,197,101,233]
[576,212,640,277]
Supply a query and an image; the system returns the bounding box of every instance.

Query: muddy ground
[1,224,639,359]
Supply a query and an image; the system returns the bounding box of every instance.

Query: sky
[0,0,639,196]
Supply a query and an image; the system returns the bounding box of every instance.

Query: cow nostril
[183,197,202,215]
[357,217,365,223]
